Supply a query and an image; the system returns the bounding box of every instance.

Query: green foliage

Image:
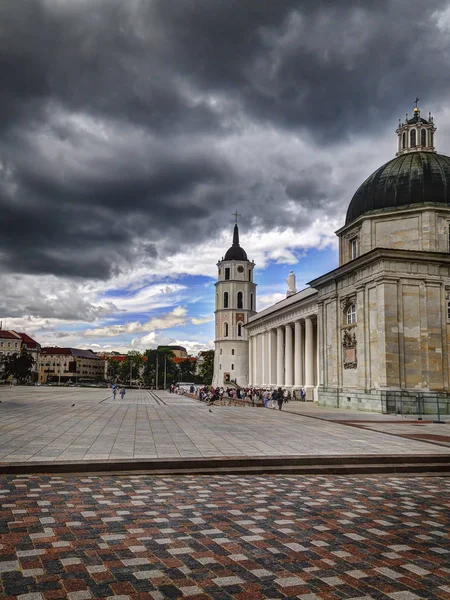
[198,350,214,385]
[176,358,196,382]
[107,359,121,382]
[143,348,177,388]
[0,349,35,383]
[118,351,145,383]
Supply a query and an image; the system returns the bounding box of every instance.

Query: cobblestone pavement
[1,388,450,462]
[0,473,449,599]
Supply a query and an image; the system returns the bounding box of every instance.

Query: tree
[107,359,121,382]
[142,348,176,388]
[198,350,214,385]
[0,349,35,383]
[119,351,144,384]
[177,358,196,382]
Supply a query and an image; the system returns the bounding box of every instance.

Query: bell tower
[212,216,256,388]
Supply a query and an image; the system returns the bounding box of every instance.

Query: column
[285,323,293,387]
[248,335,253,386]
[252,335,257,387]
[255,334,261,386]
[276,326,284,386]
[294,320,303,387]
[305,317,314,388]
[260,333,265,386]
[264,331,271,386]
[269,329,277,386]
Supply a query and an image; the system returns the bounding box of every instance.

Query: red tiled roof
[15,332,40,349]
[172,357,196,363]
[41,347,72,355]
[0,330,21,340]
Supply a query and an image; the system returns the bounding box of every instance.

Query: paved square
[0,388,449,462]
[0,473,449,599]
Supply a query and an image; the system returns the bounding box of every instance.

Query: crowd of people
[168,383,306,410]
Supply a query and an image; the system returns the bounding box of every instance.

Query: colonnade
[248,316,317,391]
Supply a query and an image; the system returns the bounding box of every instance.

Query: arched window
[402,132,406,149]
[224,322,229,337]
[250,293,254,311]
[237,291,243,309]
[410,129,416,147]
[421,128,426,147]
[447,300,450,321]
[237,323,242,337]
[346,304,356,325]
[223,292,228,308]
[249,270,252,282]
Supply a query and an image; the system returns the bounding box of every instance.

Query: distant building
[157,345,187,358]
[0,330,40,381]
[38,348,105,383]
[0,330,22,358]
[17,333,41,379]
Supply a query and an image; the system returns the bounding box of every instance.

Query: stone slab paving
[282,403,450,448]
[0,388,450,462]
[0,473,449,599]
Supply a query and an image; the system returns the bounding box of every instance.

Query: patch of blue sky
[256,246,338,292]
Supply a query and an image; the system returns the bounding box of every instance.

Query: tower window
[220,349,222,355]
[224,322,229,337]
[232,349,234,355]
[346,304,357,325]
[237,323,242,337]
[421,128,426,147]
[350,238,358,260]
[410,129,416,147]
[231,364,234,370]
[402,132,406,149]
[223,292,229,308]
[250,293,254,311]
[447,300,450,321]
[237,291,243,309]
[249,270,252,282]
[225,267,230,280]
[448,223,450,252]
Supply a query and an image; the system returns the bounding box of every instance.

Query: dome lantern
[395,99,436,156]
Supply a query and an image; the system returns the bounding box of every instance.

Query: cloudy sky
[2,0,450,355]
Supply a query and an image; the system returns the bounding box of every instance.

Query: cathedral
[212,103,450,411]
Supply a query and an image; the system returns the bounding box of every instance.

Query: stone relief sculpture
[342,327,357,369]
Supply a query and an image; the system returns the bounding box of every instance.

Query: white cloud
[191,315,215,325]
[83,306,188,337]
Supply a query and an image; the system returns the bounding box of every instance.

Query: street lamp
[163,354,167,390]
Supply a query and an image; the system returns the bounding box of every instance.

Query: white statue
[286,270,297,297]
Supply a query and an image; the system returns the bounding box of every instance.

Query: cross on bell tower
[211,219,257,388]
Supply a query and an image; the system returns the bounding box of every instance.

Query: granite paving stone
[1,473,449,598]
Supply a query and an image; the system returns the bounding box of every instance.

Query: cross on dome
[395,100,436,156]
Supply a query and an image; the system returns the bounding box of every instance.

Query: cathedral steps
[0,454,449,476]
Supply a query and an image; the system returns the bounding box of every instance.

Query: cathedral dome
[224,223,248,261]
[345,151,450,225]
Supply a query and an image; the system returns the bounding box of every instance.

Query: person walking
[112,385,117,399]
[277,387,284,411]
[271,389,277,409]
[120,387,126,399]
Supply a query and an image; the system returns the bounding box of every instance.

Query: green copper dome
[346,152,450,225]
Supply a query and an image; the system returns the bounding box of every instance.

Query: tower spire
[395,101,436,156]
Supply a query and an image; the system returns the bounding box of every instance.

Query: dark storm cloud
[1,0,450,278]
